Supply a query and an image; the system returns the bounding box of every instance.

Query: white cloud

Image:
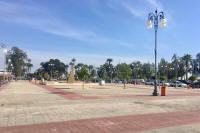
[0,1,133,47]
[105,0,165,19]
[122,3,145,18]
[146,0,163,10]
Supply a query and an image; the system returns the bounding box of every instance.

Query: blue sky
[0,0,200,71]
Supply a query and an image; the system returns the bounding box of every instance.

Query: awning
[0,74,14,77]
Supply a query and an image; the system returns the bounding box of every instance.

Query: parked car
[130,79,144,84]
[105,79,113,83]
[178,80,191,85]
[158,81,170,86]
[191,82,200,88]
[131,80,141,85]
[91,79,100,83]
[171,81,187,88]
[145,80,154,85]
[170,81,176,87]
[114,80,123,83]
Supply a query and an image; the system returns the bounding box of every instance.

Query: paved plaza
[0,81,200,132]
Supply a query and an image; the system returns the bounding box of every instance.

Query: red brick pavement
[33,83,101,100]
[33,83,200,100]
[1,110,200,133]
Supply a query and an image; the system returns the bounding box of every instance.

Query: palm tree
[70,58,76,66]
[191,59,198,75]
[106,58,113,66]
[72,58,76,63]
[130,61,142,79]
[97,65,106,79]
[172,54,179,82]
[158,58,169,78]
[178,58,185,80]
[65,64,69,76]
[88,65,94,73]
[26,59,33,73]
[106,58,114,79]
[77,63,84,70]
[182,54,192,80]
[69,58,76,69]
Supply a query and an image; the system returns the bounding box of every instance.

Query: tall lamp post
[147,9,166,96]
[49,64,54,80]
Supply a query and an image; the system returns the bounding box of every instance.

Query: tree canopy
[35,59,66,80]
[77,66,89,80]
[32,53,200,81]
[6,47,33,78]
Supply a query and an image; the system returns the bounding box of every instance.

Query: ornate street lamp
[49,64,54,80]
[147,9,166,96]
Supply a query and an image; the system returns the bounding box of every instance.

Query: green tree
[34,68,44,80]
[182,54,192,80]
[65,64,69,79]
[26,59,33,73]
[130,61,142,84]
[88,65,94,73]
[116,63,132,89]
[76,63,84,71]
[44,73,50,80]
[158,58,169,78]
[196,53,200,73]
[90,69,97,77]
[77,66,89,90]
[6,47,29,78]
[106,58,114,79]
[39,59,66,79]
[69,58,76,66]
[53,71,59,79]
[189,75,197,82]
[141,63,154,79]
[97,65,106,79]
[25,58,33,79]
[178,59,185,80]
[172,54,179,82]
[160,76,167,81]
[191,59,198,75]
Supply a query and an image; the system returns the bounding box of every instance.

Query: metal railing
[0,80,8,86]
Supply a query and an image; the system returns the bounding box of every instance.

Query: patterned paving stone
[35,83,200,100]
[1,110,200,133]
[1,81,200,133]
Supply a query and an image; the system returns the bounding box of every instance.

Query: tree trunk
[123,79,126,89]
[186,68,188,80]
[82,80,84,90]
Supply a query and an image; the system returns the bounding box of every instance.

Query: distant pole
[1,44,7,82]
[175,62,178,88]
[49,64,54,80]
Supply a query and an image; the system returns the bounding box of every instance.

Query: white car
[171,81,187,88]
[164,82,170,86]
[177,82,187,88]
[160,81,170,86]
